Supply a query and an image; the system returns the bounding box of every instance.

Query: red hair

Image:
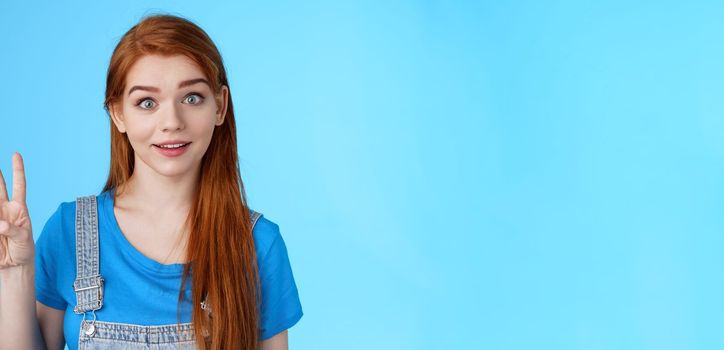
[102,14,260,349]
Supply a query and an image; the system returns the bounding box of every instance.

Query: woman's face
[109,54,228,179]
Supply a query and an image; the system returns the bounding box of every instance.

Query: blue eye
[184,93,204,105]
[136,98,156,110]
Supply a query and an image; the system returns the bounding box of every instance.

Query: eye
[136,98,156,110]
[183,93,205,105]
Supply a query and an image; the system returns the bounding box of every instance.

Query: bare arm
[37,301,65,350]
[259,330,288,350]
[0,153,63,350]
[0,265,45,350]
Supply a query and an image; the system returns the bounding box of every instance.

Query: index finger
[12,152,26,205]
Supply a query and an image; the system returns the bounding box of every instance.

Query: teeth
[157,143,187,149]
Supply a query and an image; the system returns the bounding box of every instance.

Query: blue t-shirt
[35,190,303,349]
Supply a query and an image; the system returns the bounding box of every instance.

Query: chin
[134,152,199,178]
[154,162,199,178]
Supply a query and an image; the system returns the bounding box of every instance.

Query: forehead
[125,54,207,89]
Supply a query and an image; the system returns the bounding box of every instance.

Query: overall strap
[73,195,105,314]
[250,209,262,230]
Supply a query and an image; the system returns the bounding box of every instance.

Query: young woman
[0,14,303,350]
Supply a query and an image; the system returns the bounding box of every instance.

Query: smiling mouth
[153,142,192,149]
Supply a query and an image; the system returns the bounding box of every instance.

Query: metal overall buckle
[73,275,105,338]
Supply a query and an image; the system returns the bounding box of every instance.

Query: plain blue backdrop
[2,1,723,349]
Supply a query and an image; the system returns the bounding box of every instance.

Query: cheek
[124,121,156,145]
[187,114,218,135]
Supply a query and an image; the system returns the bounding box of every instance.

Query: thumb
[0,219,24,240]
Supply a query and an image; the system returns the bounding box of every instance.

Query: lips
[153,140,191,147]
[153,142,191,148]
[153,142,191,157]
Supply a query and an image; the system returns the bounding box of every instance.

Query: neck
[115,159,200,214]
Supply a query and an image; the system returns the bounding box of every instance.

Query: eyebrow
[127,78,210,96]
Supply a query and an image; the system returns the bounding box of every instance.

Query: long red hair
[101,14,260,349]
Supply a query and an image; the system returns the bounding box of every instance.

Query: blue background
[1,1,723,349]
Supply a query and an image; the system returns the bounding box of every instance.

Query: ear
[214,85,229,126]
[108,102,127,133]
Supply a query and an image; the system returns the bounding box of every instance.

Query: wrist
[0,263,35,284]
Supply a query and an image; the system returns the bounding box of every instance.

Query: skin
[0,54,288,349]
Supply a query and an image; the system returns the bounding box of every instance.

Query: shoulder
[250,212,283,261]
[38,199,76,238]
[34,196,84,274]
[47,192,101,218]
[37,192,108,243]
[248,211,303,339]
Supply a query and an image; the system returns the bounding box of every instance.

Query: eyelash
[135,93,205,109]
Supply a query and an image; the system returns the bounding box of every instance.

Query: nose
[159,102,184,132]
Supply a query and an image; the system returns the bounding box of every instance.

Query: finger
[12,152,26,205]
[0,219,23,240]
[0,159,7,203]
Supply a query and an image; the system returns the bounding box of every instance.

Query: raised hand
[0,152,34,269]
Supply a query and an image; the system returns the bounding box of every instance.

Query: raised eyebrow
[127,78,210,96]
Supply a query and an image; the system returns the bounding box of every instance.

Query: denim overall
[73,195,262,349]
